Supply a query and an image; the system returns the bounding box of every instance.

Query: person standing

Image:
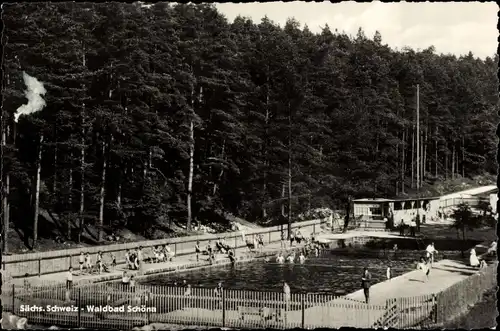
[386,265,392,280]
[425,242,438,266]
[65,267,73,301]
[416,213,421,233]
[79,252,85,273]
[399,220,405,236]
[361,267,372,304]
[410,219,416,237]
[137,247,143,272]
[283,282,291,311]
[195,241,201,262]
[84,253,92,272]
[110,252,117,269]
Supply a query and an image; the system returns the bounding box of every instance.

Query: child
[122,271,130,286]
[165,243,174,261]
[66,267,74,290]
[125,250,133,269]
[110,252,117,268]
[417,257,430,282]
[79,252,85,272]
[153,246,159,263]
[207,241,213,256]
[84,253,92,271]
[386,265,392,280]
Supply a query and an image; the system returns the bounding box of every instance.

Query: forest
[1,2,498,251]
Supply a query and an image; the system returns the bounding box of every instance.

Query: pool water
[140,250,464,295]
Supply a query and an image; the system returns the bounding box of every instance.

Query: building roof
[353,196,440,203]
[440,185,498,200]
[353,198,393,203]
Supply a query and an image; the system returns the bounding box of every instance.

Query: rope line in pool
[263,262,412,270]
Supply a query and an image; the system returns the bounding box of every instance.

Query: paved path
[343,259,478,305]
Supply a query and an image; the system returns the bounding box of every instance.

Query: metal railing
[2,219,322,279]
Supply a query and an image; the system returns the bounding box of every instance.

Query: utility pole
[416,84,420,191]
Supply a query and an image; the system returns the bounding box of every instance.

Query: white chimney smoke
[14,72,47,123]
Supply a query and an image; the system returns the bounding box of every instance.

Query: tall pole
[416,84,420,190]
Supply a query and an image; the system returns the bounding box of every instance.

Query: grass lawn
[419,223,497,243]
[443,288,498,329]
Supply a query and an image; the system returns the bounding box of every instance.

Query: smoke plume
[14,72,47,123]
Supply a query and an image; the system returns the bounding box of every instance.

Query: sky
[216,1,498,59]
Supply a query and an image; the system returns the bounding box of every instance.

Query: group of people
[78,251,116,274]
[125,247,145,270]
[245,234,265,251]
[151,244,175,263]
[195,239,236,265]
[397,217,421,237]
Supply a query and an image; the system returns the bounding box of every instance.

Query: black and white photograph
[1,1,498,330]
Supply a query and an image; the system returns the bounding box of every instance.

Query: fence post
[301,295,305,328]
[38,258,41,277]
[146,291,151,325]
[12,284,15,313]
[432,294,437,324]
[77,288,81,328]
[222,289,226,327]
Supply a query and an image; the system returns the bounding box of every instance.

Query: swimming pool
[139,249,464,295]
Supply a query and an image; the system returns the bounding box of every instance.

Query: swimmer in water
[276,253,285,263]
[287,253,295,263]
[298,253,306,263]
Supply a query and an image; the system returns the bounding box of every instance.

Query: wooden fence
[1,219,323,279]
[2,261,497,330]
[434,262,498,326]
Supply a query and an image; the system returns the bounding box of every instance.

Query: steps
[358,220,387,232]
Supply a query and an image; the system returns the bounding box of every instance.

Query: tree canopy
[1,3,498,245]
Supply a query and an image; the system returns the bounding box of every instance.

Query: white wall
[490,193,498,214]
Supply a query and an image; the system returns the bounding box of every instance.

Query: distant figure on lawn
[361,267,372,304]
[386,265,392,280]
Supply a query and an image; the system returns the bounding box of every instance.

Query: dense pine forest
[1,2,498,251]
